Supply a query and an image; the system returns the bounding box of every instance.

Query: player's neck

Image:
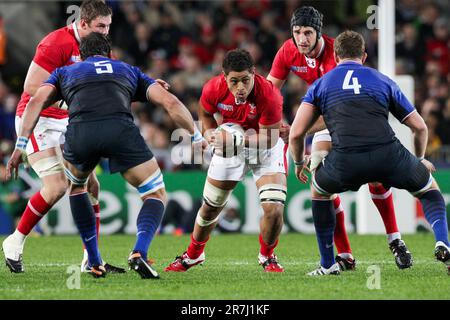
[338,58,363,65]
[304,37,325,59]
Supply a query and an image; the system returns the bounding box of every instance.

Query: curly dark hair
[80,32,111,60]
[222,49,254,75]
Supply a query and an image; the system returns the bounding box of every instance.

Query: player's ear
[333,51,340,64]
[362,52,368,64]
[79,19,89,31]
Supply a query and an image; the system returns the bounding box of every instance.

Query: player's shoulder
[39,25,76,47]
[203,74,226,94]
[254,74,282,102]
[254,74,278,92]
[322,34,335,46]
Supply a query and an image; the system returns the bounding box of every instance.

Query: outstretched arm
[146,83,197,136]
[289,102,320,182]
[19,85,58,138]
[6,85,58,180]
[403,111,435,172]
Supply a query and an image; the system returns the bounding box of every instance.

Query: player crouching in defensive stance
[6,33,204,278]
[290,30,450,276]
[165,49,287,273]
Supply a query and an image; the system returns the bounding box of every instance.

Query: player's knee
[202,181,232,209]
[262,203,284,221]
[70,183,88,195]
[42,178,69,203]
[87,175,100,199]
[142,188,167,206]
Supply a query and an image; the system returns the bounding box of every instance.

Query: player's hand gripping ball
[211,123,245,158]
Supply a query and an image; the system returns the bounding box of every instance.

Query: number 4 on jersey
[342,70,361,94]
[94,61,113,74]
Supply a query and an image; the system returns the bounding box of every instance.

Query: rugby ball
[214,123,245,158]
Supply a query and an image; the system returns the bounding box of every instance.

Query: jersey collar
[72,22,81,44]
[338,61,363,67]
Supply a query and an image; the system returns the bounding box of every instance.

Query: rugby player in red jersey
[165,49,287,273]
[267,6,412,270]
[2,0,125,274]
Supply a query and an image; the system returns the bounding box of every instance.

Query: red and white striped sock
[186,234,209,259]
[333,196,352,255]
[369,184,400,241]
[17,192,52,237]
[259,234,279,257]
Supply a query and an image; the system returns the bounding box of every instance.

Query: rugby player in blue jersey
[289,30,450,276]
[7,32,204,278]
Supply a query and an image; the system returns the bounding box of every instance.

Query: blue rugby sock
[133,198,165,261]
[419,190,450,246]
[69,192,102,266]
[312,199,336,269]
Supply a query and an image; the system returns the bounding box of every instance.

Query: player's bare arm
[23,62,51,96]
[146,83,196,136]
[19,85,58,138]
[198,102,218,144]
[266,74,285,89]
[403,111,435,172]
[306,116,326,135]
[6,85,58,180]
[289,102,320,183]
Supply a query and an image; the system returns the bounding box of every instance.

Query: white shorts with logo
[15,116,68,156]
[207,138,287,182]
[312,129,332,145]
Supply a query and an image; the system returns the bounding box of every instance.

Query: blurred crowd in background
[0,0,449,172]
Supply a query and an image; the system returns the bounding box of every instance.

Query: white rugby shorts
[15,116,68,155]
[207,138,287,182]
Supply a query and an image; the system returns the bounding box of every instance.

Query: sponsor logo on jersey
[71,55,82,63]
[290,65,308,73]
[217,103,234,112]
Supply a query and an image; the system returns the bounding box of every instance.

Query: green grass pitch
[0,233,448,300]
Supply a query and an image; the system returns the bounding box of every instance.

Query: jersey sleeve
[199,80,218,114]
[302,80,322,113]
[133,67,156,102]
[33,42,68,74]
[258,86,283,126]
[389,81,416,122]
[268,44,290,81]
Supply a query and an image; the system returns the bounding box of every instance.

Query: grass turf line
[0,233,448,300]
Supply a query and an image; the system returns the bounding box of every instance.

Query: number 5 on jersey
[95,61,113,74]
[342,70,361,94]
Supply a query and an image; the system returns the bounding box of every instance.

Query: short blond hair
[334,30,365,60]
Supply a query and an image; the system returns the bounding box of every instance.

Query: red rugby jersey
[200,73,283,132]
[269,34,336,85]
[16,22,82,119]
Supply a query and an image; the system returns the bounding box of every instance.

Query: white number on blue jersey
[342,70,361,94]
[94,61,113,74]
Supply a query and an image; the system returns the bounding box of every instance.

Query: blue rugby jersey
[44,56,156,123]
[303,61,415,152]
